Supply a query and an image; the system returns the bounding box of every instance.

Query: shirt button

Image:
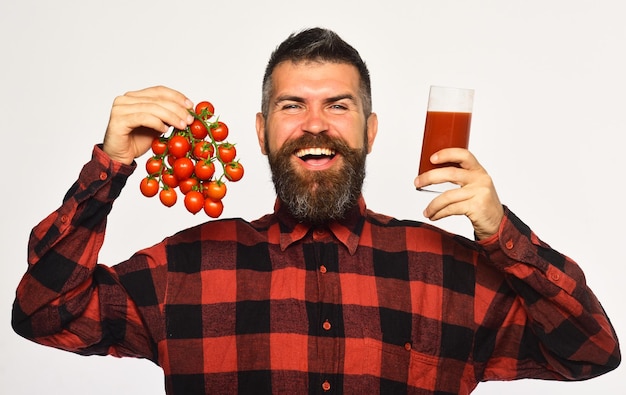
[404,342,412,351]
[60,214,69,223]
[321,381,331,391]
[99,171,108,181]
[320,265,327,274]
[505,239,514,249]
[322,320,331,331]
[550,272,561,281]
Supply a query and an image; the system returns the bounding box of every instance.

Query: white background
[1,1,624,393]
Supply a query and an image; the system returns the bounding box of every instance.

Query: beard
[267,132,367,225]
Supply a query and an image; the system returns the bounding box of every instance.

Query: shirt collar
[273,196,366,255]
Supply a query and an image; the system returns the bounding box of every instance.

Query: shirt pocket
[363,337,439,390]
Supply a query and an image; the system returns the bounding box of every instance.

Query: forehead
[270,61,361,97]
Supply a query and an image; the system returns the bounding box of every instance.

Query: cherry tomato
[203,180,227,200]
[161,170,179,188]
[179,178,199,195]
[151,138,167,156]
[184,190,205,214]
[159,188,177,207]
[195,160,215,181]
[145,157,163,175]
[190,119,208,139]
[173,157,194,180]
[193,141,214,160]
[204,198,224,218]
[224,162,244,182]
[195,101,215,119]
[210,121,229,142]
[217,143,236,163]
[168,134,191,158]
[140,177,159,197]
[140,98,244,217]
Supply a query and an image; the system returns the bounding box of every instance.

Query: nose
[301,107,328,135]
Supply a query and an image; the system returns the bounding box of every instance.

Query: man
[12,27,620,394]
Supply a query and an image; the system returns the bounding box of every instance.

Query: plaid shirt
[13,145,620,394]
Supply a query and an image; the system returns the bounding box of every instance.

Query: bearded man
[13,28,620,395]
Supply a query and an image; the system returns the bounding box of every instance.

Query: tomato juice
[418,111,472,174]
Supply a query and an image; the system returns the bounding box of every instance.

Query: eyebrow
[274,93,358,106]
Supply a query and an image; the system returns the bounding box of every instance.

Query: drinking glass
[417,86,474,193]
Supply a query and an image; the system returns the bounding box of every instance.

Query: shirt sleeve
[475,206,620,381]
[11,145,158,362]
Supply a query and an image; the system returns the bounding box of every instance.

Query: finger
[117,86,195,126]
[124,85,194,109]
[415,166,468,191]
[110,99,192,132]
[423,186,470,220]
[111,111,178,135]
[432,148,480,170]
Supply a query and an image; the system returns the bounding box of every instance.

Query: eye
[280,102,304,113]
[328,103,349,113]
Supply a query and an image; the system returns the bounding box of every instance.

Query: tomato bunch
[139,100,244,217]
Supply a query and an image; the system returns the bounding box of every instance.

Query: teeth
[295,147,336,158]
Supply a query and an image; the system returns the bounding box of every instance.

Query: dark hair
[261,27,372,118]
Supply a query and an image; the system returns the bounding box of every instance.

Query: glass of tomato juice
[417,85,474,192]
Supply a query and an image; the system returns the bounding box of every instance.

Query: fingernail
[179,120,187,129]
[185,99,193,109]
[186,114,194,124]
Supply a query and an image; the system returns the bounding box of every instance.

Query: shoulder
[363,208,480,250]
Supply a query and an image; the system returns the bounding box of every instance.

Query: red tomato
[166,154,177,167]
[145,157,163,175]
[173,157,194,180]
[151,138,167,156]
[224,162,244,182]
[179,178,199,195]
[193,141,214,160]
[203,180,227,200]
[217,143,236,163]
[204,198,224,218]
[168,134,191,158]
[195,101,215,119]
[139,177,159,197]
[161,170,179,188]
[159,188,177,207]
[184,190,205,214]
[190,119,208,139]
[210,121,229,142]
[195,160,216,181]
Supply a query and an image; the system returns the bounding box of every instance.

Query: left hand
[414,148,504,240]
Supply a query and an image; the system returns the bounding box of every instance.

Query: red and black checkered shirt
[13,146,620,394]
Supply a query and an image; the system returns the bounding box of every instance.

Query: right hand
[102,86,195,165]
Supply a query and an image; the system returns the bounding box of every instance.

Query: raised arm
[12,86,194,359]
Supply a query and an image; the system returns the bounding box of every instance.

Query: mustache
[271,133,355,157]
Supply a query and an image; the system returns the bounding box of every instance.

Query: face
[256,61,378,223]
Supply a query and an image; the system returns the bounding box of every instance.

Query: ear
[365,112,378,153]
[255,112,268,155]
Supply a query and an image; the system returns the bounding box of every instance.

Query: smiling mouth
[294,147,337,161]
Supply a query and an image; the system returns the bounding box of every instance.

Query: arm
[476,208,620,380]
[414,151,620,379]
[11,146,154,357]
[12,86,195,359]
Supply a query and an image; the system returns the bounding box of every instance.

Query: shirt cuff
[478,206,550,274]
[92,144,137,177]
